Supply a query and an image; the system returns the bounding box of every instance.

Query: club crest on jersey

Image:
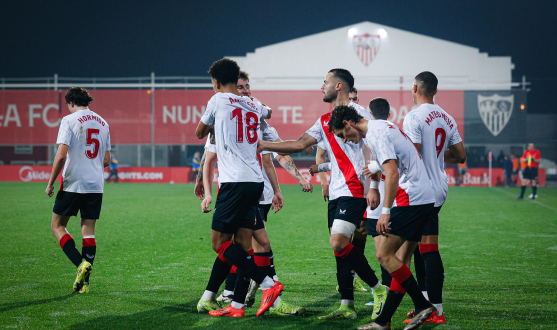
[353,34,381,66]
[477,94,514,136]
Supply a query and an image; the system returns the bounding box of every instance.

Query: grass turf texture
[0,182,556,329]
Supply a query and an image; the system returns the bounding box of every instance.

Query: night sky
[1,1,556,113]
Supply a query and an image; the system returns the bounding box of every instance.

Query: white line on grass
[493,188,557,212]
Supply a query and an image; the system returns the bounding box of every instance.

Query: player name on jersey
[424,110,454,129]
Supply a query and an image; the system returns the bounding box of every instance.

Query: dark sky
[1,0,556,113]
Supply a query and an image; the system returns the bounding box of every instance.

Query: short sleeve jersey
[56,109,111,193]
[366,120,434,207]
[305,102,373,201]
[259,120,280,205]
[522,149,541,168]
[403,104,462,207]
[200,93,268,183]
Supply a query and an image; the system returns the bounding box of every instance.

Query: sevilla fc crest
[477,94,514,136]
[353,34,381,66]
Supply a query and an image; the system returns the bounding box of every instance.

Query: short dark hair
[65,87,93,106]
[329,68,354,91]
[238,70,250,81]
[369,98,390,120]
[328,105,363,133]
[350,87,358,94]
[208,58,240,86]
[415,71,438,97]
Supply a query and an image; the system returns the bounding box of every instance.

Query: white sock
[341,299,354,306]
[223,290,234,297]
[231,301,243,309]
[433,303,443,315]
[422,291,429,301]
[370,281,381,291]
[352,272,358,278]
[260,276,275,290]
[202,290,216,301]
[270,296,282,309]
[273,275,279,281]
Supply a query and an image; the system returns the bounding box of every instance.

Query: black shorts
[327,197,367,228]
[422,206,442,236]
[53,190,103,219]
[523,167,539,180]
[367,218,379,238]
[211,182,264,234]
[253,203,272,230]
[388,203,434,242]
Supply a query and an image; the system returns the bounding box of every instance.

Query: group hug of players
[192,58,466,330]
[44,57,466,330]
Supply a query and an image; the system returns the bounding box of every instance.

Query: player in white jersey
[329,105,437,330]
[402,72,466,325]
[258,69,388,321]
[45,87,111,294]
[195,58,282,318]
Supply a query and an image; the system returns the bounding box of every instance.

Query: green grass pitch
[0,182,556,329]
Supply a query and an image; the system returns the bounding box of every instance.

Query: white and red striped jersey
[305,102,372,201]
[403,104,462,207]
[365,120,434,207]
[200,93,268,184]
[56,109,111,193]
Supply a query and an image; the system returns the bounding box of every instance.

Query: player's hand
[272,193,284,213]
[45,184,54,197]
[321,183,329,202]
[377,214,391,237]
[362,160,374,178]
[194,178,204,200]
[201,196,213,213]
[309,164,319,176]
[366,189,380,210]
[299,179,313,193]
[305,146,314,155]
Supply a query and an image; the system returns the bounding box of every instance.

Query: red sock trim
[389,279,406,294]
[419,244,439,254]
[334,251,341,257]
[391,264,413,284]
[216,241,232,255]
[82,238,96,247]
[338,243,354,258]
[247,249,254,256]
[230,266,237,274]
[254,256,271,267]
[59,234,73,249]
[218,254,232,266]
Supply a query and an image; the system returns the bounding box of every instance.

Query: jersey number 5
[435,128,446,158]
[86,128,100,159]
[231,108,258,144]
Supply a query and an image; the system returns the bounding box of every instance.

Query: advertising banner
[0,165,545,187]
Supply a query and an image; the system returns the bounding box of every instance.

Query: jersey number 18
[231,108,258,144]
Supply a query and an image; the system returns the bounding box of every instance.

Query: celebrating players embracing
[46,87,111,294]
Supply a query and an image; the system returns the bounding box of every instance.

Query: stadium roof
[228,21,515,91]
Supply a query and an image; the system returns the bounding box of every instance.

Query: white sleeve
[204,135,217,154]
[318,162,331,172]
[262,125,280,142]
[317,141,326,150]
[305,118,323,143]
[56,118,71,146]
[402,112,422,144]
[200,95,217,126]
[369,126,397,165]
[105,126,111,151]
[449,127,463,146]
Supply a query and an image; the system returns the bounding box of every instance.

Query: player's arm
[103,151,111,168]
[444,142,467,164]
[315,146,329,202]
[201,150,217,213]
[377,159,398,237]
[46,144,69,197]
[194,150,207,200]
[258,133,318,155]
[275,154,313,193]
[262,153,284,212]
[195,122,213,139]
[366,172,381,210]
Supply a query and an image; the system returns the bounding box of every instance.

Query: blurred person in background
[496,150,505,168]
[510,154,519,185]
[106,151,118,183]
[348,87,359,104]
[517,142,541,200]
[191,151,201,183]
[503,155,513,187]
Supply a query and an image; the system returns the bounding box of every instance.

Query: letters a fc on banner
[353,34,380,66]
[478,94,514,136]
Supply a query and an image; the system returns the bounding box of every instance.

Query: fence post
[54,73,58,91]
[151,72,155,167]
[488,151,492,187]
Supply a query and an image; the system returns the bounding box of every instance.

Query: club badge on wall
[477,94,514,136]
[353,34,381,66]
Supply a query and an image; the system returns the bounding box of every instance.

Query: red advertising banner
[0,90,464,145]
[0,165,546,187]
